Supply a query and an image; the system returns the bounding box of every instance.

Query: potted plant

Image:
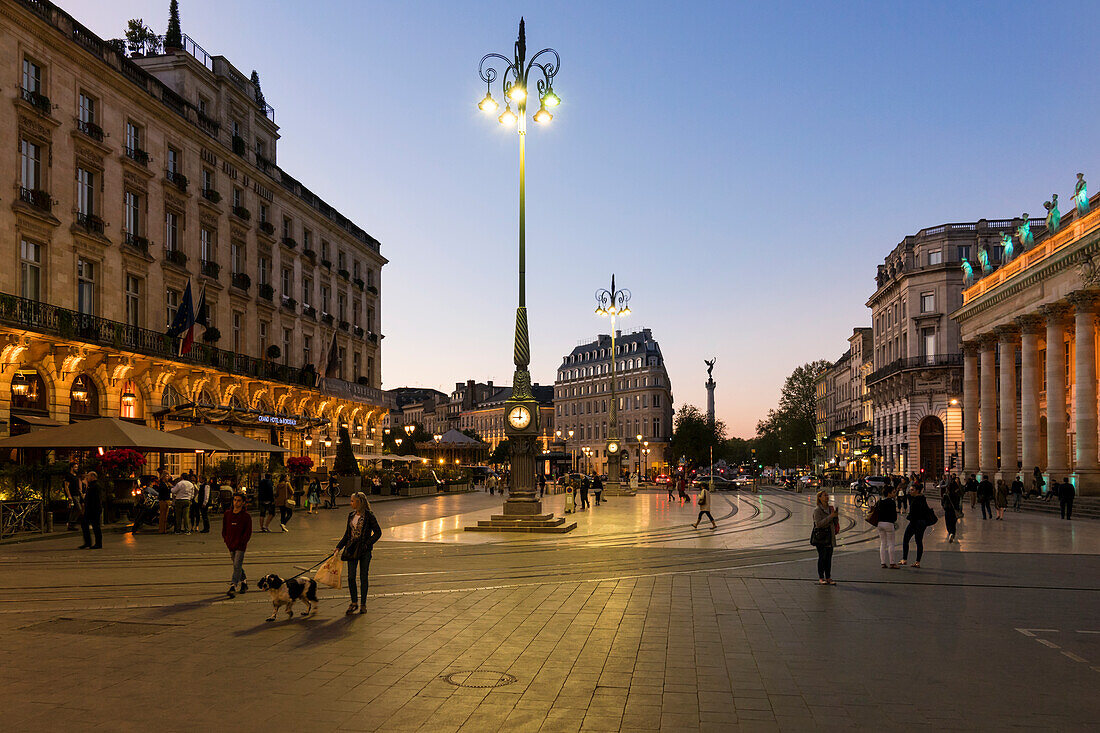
[98,448,147,521]
[333,427,361,496]
[202,326,222,343]
[286,455,314,496]
[266,344,281,360]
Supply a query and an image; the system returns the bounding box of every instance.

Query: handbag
[314,551,343,589]
[925,503,938,526]
[864,501,880,526]
[285,498,296,508]
[810,526,831,546]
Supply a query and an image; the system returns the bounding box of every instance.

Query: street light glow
[498,106,517,126]
[533,105,552,124]
[508,84,526,102]
[479,92,498,112]
[541,89,560,107]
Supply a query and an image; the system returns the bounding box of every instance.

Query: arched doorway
[918,416,945,478]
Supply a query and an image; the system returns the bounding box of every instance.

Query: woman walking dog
[335,492,382,615]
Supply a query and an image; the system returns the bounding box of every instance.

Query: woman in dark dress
[78,470,103,549]
[335,492,382,615]
[901,484,933,567]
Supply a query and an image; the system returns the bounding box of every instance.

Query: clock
[607,441,620,454]
[508,405,532,430]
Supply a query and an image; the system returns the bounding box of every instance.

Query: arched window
[120,380,143,420]
[69,374,100,417]
[10,370,47,412]
[161,385,184,410]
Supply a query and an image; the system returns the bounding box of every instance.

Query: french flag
[167,280,197,356]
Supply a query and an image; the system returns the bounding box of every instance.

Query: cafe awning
[0,417,218,452]
[170,425,288,453]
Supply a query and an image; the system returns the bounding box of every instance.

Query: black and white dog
[257,574,319,621]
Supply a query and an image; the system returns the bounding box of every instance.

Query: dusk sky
[81,1,1100,437]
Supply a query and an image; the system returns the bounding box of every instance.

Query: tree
[669,404,726,467]
[250,70,266,107]
[754,360,829,468]
[165,0,182,49]
[489,440,510,465]
[461,428,483,442]
[124,19,161,56]
[333,427,360,477]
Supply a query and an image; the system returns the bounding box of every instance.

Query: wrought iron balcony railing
[231,271,251,291]
[76,118,104,142]
[20,87,51,115]
[19,187,51,213]
[231,205,251,221]
[125,146,149,166]
[164,248,188,268]
[866,353,963,386]
[200,260,220,279]
[201,188,221,204]
[165,169,188,191]
[75,212,104,234]
[124,232,149,253]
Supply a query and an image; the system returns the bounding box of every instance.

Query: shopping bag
[314,551,343,589]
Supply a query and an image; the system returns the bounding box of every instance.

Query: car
[655,474,671,485]
[732,476,753,488]
[691,474,735,489]
[850,475,890,492]
[799,475,821,489]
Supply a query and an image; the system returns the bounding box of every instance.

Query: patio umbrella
[169,424,288,453]
[0,417,218,452]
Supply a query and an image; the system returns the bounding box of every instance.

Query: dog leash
[288,552,336,581]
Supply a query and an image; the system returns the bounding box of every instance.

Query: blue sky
[80,1,1100,436]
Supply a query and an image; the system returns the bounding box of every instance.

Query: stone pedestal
[602,450,633,496]
[706,377,715,425]
[465,434,577,533]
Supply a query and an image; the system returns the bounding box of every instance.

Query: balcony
[17,186,51,214]
[258,283,274,302]
[302,248,317,264]
[232,135,246,157]
[201,188,221,204]
[321,259,332,270]
[339,320,350,332]
[321,312,334,326]
[75,212,104,235]
[258,221,275,236]
[200,260,220,279]
[866,353,962,386]
[125,146,149,166]
[302,304,317,319]
[75,119,104,142]
[231,205,251,221]
[367,285,379,296]
[255,152,274,173]
[164,248,188,268]
[124,232,148,254]
[231,272,251,292]
[353,277,365,290]
[0,292,316,389]
[20,87,51,116]
[165,169,188,192]
[281,236,297,250]
[281,296,297,312]
[353,325,365,338]
[337,268,350,281]
[196,110,219,137]
[368,332,379,344]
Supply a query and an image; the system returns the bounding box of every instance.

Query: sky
[79,0,1100,437]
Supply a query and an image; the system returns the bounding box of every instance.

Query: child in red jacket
[223,493,253,597]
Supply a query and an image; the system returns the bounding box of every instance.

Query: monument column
[1070,291,1100,494]
[995,325,1019,481]
[1016,314,1044,488]
[1043,303,1071,483]
[978,334,999,479]
[962,340,980,477]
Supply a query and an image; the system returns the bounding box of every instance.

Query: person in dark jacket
[78,470,103,549]
[977,476,994,519]
[874,487,899,568]
[965,473,978,510]
[223,492,252,597]
[156,470,173,534]
[63,460,82,531]
[336,492,382,614]
[812,490,838,584]
[592,475,603,506]
[257,473,275,531]
[579,476,590,510]
[941,480,959,543]
[1027,466,1045,499]
[901,484,932,567]
[1010,475,1024,511]
[1060,478,1076,520]
[191,474,213,533]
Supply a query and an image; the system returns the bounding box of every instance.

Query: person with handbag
[335,492,382,615]
[693,484,717,529]
[872,486,899,568]
[275,474,293,531]
[900,483,935,567]
[811,490,838,585]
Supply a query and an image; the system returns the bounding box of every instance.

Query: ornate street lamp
[595,274,633,495]
[404,424,415,437]
[475,19,572,532]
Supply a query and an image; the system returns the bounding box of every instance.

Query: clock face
[607,441,619,454]
[508,406,531,429]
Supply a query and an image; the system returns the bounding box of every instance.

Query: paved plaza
[0,488,1097,732]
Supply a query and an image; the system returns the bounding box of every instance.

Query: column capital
[994,324,1020,343]
[1040,302,1072,323]
[978,332,999,349]
[962,340,981,356]
[1015,313,1045,334]
[1068,289,1100,313]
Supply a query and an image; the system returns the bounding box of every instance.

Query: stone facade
[953,188,1100,494]
[0,0,388,464]
[553,328,673,475]
[823,328,872,477]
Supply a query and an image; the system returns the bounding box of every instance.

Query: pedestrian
[977,475,994,520]
[677,475,689,503]
[593,474,603,506]
[307,477,321,515]
[63,459,82,531]
[941,480,958,543]
[811,490,838,585]
[257,473,275,531]
[275,473,293,531]
[292,478,305,514]
[579,475,590,510]
[896,475,909,513]
[327,475,339,508]
[1011,474,1023,511]
[1060,478,1076,520]
[629,472,639,492]
[336,492,382,615]
[488,473,496,495]
[994,478,1009,520]
[223,492,252,598]
[667,476,675,501]
[78,470,103,549]
[965,473,978,509]
[873,486,899,568]
[171,472,195,534]
[1028,466,1045,500]
[900,483,934,568]
[692,484,717,529]
[156,469,173,534]
[192,474,212,533]
[539,473,546,497]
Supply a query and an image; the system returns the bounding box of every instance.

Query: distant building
[553,328,673,476]
[459,384,554,452]
[823,328,872,478]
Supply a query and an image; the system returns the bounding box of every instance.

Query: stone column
[996,326,1019,481]
[1070,291,1100,494]
[978,334,999,479]
[1043,303,1071,483]
[962,341,980,477]
[1016,314,1044,488]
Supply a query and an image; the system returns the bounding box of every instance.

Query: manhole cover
[441,670,517,688]
[20,617,169,637]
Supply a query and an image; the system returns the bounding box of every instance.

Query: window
[233,312,243,352]
[303,230,312,251]
[282,217,292,239]
[22,58,41,94]
[338,293,346,321]
[321,240,330,261]
[258,255,270,286]
[20,240,41,301]
[78,92,95,124]
[302,277,312,306]
[303,335,312,367]
[283,329,292,365]
[321,285,330,313]
[928,250,942,266]
[202,168,213,192]
[166,147,179,174]
[233,188,242,208]
[338,250,346,271]
[20,139,40,190]
[367,307,374,331]
[125,121,141,152]
[338,346,346,379]
[921,328,935,362]
[367,268,374,287]
[353,260,360,280]
[124,191,141,234]
[166,288,179,327]
[200,228,213,262]
[920,292,935,313]
[281,268,292,296]
[259,204,269,224]
[125,275,141,326]
[76,168,94,216]
[77,259,95,315]
[353,299,361,327]
[259,321,268,353]
[957,245,971,261]
[231,120,241,138]
[165,211,179,252]
[198,97,208,115]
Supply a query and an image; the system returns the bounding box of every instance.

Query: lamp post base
[465,433,577,532]
[601,481,635,497]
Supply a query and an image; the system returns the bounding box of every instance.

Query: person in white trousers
[875,486,900,569]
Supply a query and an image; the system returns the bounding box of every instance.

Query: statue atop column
[1044,194,1061,235]
[705,358,716,425]
[1017,214,1033,249]
[1076,173,1089,215]
[1000,231,1014,262]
